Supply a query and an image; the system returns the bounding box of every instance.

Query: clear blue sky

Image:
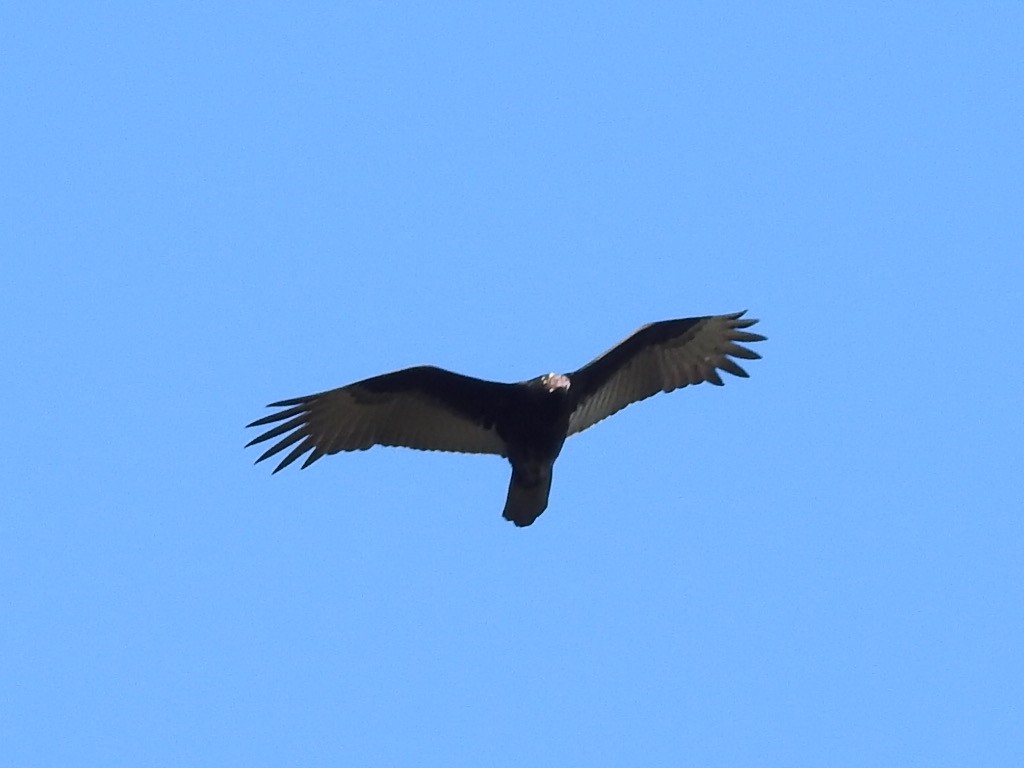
[4,2,1022,766]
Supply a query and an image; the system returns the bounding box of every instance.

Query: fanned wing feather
[246,366,512,472]
[566,311,765,436]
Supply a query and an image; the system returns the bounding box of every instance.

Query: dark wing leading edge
[566,311,765,436]
[246,366,514,472]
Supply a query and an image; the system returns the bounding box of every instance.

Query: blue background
[4,2,1022,765]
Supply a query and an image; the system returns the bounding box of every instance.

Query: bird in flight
[246,311,765,527]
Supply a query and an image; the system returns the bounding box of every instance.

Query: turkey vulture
[246,311,765,527]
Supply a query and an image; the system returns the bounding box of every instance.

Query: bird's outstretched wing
[566,311,765,436]
[246,366,513,472]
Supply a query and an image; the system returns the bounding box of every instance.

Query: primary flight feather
[246,310,765,527]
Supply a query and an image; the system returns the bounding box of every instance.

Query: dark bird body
[246,311,765,526]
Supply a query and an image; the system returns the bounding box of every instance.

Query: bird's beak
[547,374,571,392]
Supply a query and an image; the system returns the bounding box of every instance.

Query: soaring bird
[246,311,765,527]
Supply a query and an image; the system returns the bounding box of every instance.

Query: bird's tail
[502,466,553,527]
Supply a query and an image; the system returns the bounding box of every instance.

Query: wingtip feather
[267,395,316,408]
[301,447,326,469]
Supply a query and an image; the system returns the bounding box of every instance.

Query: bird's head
[540,373,571,393]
